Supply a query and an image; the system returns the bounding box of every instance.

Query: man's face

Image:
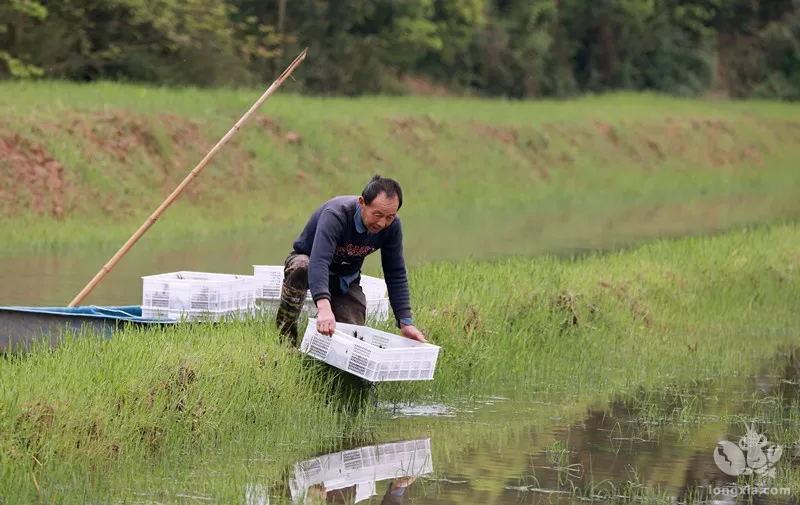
[359,192,399,234]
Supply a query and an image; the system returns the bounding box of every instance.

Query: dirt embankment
[389,114,800,180]
[1,111,202,219]
[2,110,799,221]
[0,132,68,219]
[0,110,303,219]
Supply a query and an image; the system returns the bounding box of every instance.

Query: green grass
[2,81,800,501]
[1,82,799,259]
[1,223,798,502]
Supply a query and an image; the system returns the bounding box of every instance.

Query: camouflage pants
[275,252,367,346]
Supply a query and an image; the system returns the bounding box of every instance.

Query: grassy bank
[1,82,800,259]
[1,223,798,502]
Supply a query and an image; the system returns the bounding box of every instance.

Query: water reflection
[284,438,433,504]
[337,355,798,504]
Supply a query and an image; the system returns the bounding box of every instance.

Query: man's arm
[380,220,411,322]
[308,210,343,302]
[381,221,426,342]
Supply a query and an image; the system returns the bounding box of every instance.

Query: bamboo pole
[68,49,308,307]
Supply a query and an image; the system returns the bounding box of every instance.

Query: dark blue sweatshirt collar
[354,202,367,234]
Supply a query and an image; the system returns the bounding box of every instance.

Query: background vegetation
[1,84,799,261]
[2,0,799,99]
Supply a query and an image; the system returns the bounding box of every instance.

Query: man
[303,477,416,504]
[276,175,426,344]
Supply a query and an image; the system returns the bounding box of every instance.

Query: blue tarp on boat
[0,305,173,353]
[1,305,167,322]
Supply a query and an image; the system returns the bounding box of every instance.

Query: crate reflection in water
[289,438,433,504]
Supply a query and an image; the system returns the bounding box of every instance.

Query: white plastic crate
[361,275,390,321]
[253,265,391,321]
[141,271,256,321]
[301,319,439,382]
[360,275,388,298]
[253,265,302,300]
[288,438,433,503]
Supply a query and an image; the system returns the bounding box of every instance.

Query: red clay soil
[255,115,302,144]
[0,132,69,219]
[62,111,201,162]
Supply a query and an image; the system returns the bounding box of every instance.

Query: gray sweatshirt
[291,195,412,323]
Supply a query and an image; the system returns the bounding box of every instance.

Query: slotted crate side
[301,325,358,373]
[346,341,380,381]
[254,266,391,321]
[301,320,440,382]
[335,321,439,382]
[253,265,284,281]
[375,354,436,381]
[231,275,258,310]
[143,273,254,309]
[253,264,313,300]
[253,265,289,299]
[142,271,256,320]
[304,332,332,361]
[142,279,187,310]
[301,321,378,381]
[141,286,249,313]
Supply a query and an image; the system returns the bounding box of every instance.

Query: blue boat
[0,306,173,353]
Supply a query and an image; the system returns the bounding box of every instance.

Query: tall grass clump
[0,318,376,502]
[0,223,798,501]
[382,222,800,400]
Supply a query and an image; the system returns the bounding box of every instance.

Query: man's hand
[390,476,417,490]
[315,299,336,336]
[400,324,427,343]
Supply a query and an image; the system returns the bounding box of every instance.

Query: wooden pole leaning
[67,49,308,307]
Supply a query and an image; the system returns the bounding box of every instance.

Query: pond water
[0,209,676,307]
[0,227,599,308]
[256,352,800,505]
[0,229,297,307]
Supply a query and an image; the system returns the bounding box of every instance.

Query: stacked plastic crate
[360,275,390,320]
[141,271,256,321]
[252,265,391,321]
[252,265,314,313]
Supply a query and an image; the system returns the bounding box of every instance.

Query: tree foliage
[0,0,797,99]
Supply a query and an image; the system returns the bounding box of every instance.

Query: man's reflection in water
[304,476,417,504]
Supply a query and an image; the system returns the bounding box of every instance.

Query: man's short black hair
[362,175,403,209]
